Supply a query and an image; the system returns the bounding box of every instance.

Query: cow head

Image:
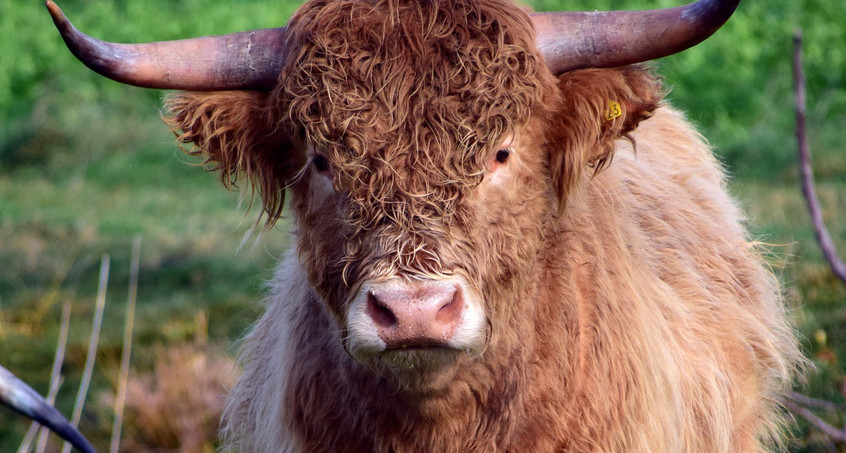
[48,0,738,390]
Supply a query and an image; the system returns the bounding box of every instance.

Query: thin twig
[17,414,38,453]
[36,301,73,453]
[782,29,846,451]
[61,255,110,453]
[785,398,846,443]
[110,237,141,453]
[793,29,846,284]
[17,302,72,453]
[788,391,846,413]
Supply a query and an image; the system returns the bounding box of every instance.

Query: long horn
[0,365,96,453]
[48,0,738,90]
[46,0,287,91]
[531,0,741,74]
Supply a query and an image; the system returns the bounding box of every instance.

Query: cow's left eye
[312,155,330,173]
[495,149,511,164]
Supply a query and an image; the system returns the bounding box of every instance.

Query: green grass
[0,95,288,449]
[1,0,845,451]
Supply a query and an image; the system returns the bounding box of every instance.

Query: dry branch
[785,397,846,444]
[36,301,72,453]
[788,28,846,449]
[18,302,72,453]
[110,236,142,453]
[793,29,846,284]
[61,255,110,453]
[789,391,846,413]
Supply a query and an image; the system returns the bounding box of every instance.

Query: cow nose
[366,282,463,349]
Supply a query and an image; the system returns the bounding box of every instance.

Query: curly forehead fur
[275,0,558,232]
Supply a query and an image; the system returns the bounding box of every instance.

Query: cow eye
[312,155,330,173]
[495,149,511,164]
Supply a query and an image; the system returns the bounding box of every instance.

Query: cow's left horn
[531,0,741,74]
[46,0,287,91]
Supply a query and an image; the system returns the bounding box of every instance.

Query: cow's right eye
[495,149,511,164]
[312,155,330,173]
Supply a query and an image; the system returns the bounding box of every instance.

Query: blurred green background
[0,0,844,451]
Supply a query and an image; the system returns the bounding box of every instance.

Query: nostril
[367,291,397,328]
[435,288,463,325]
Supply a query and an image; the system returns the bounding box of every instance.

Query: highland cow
[46,0,803,451]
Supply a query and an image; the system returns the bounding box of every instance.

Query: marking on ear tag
[606,100,623,121]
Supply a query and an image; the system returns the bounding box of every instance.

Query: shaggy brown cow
[48,0,803,451]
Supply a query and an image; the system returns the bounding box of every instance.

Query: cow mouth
[387,343,448,352]
[345,338,472,379]
[380,344,459,367]
[374,346,467,390]
[347,336,473,366]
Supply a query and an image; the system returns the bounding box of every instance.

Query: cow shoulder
[554,106,802,450]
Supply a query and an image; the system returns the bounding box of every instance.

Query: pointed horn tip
[46,0,72,33]
[46,0,63,21]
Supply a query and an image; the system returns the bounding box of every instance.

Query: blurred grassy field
[0,0,844,451]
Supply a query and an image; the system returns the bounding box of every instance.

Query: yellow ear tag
[605,100,623,121]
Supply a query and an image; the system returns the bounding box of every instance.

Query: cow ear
[548,66,663,213]
[163,91,303,225]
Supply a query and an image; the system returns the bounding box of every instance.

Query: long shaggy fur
[162,0,803,451]
[164,91,303,222]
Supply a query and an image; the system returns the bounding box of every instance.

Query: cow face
[290,120,555,386]
[163,0,662,390]
[274,0,560,387]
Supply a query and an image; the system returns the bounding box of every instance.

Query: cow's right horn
[46,0,287,91]
[532,0,741,74]
[0,365,96,453]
